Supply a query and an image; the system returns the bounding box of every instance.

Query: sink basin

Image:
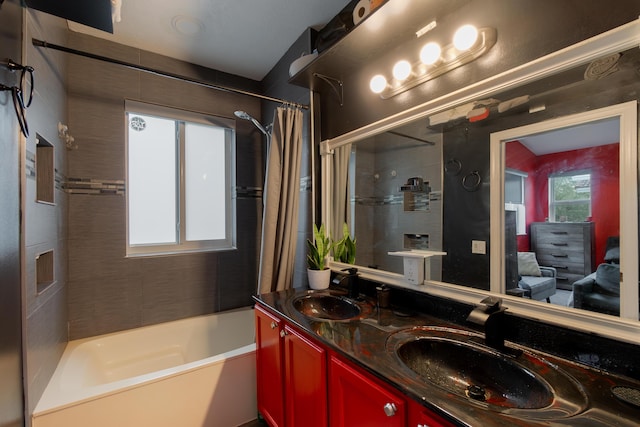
[387,327,588,417]
[396,338,551,409]
[292,291,373,321]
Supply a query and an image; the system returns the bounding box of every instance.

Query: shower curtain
[330,143,352,245]
[257,107,304,294]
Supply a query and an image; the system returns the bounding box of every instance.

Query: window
[504,169,526,235]
[126,101,236,256]
[548,171,591,222]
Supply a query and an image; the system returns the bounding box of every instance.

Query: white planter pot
[307,268,331,290]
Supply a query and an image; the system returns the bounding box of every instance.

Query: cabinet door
[255,305,285,427]
[408,399,456,427]
[284,325,328,427]
[329,354,406,427]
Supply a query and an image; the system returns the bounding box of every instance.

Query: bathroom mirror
[322,21,640,333]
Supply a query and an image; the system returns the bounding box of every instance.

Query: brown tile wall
[22,9,70,423]
[66,32,264,339]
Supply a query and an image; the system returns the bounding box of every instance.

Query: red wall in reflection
[505,142,619,265]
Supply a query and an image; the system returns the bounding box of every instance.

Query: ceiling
[518,118,620,156]
[67,0,351,81]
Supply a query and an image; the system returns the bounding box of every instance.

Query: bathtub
[33,307,257,427]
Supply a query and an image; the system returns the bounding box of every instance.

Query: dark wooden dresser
[530,222,595,290]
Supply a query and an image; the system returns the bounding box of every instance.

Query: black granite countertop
[253,283,640,427]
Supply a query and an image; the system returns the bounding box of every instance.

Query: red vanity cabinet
[256,303,456,427]
[328,353,407,427]
[408,398,457,427]
[255,305,285,427]
[255,305,328,427]
[283,324,328,427]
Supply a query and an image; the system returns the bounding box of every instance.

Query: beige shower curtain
[330,143,352,244]
[257,107,304,294]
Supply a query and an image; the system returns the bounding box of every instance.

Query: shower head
[234,110,269,137]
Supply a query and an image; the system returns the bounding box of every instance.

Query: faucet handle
[479,296,503,313]
[341,267,358,275]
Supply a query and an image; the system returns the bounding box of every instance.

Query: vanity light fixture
[392,60,412,81]
[419,42,442,65]
[369,74,388,94]
[371,25,497,99]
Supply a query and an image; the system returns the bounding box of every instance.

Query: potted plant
[333,223,356,264]
[307,223,333,290]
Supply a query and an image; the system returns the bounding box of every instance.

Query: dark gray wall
[0,2,25,425]
[319,0,640,139]
[23,9,71,422]
[261,28,317,289]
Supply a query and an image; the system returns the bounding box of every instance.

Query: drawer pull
[551,243,568,246]
[551,265,568,269]
[551,231,568,234]
[551,253,568,258]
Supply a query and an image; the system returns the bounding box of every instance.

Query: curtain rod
[32,38,309,110]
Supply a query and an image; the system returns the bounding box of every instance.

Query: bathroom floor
[240,419,267,426]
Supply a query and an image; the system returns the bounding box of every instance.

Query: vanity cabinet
[255,305,327,427]
[255,304,456,427]
[408,399,456,427]
[329,354,406,427]
[283,324,328,427]
[255,305,285,426]
[530,222,595,290]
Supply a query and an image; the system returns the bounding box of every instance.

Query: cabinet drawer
[536,253,588,269]
[533,240,586,252]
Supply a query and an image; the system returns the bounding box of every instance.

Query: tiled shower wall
[23,9,69,422]
[66,32,266,339]
[354,131,444,277]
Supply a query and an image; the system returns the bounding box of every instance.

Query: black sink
[387,327,588,418]
[396,337,552,409]
[292,291,373,321]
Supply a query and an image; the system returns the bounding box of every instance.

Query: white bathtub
[33,307,257,427]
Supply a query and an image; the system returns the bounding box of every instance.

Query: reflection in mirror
[503,119,620,312]
[491,101,638,321]
[332,123,444,278]
[325,26,640,331]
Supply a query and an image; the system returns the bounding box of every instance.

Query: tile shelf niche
[36,249,55,294]
[36,135,55,205]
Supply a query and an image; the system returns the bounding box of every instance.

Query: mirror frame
[320,19,640,343]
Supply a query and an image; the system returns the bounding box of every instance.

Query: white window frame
[125,100,236,257]
[504,168,527,235]
[548,170,591,223]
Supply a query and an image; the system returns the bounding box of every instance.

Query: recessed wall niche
[36,249,55,294]
[36,134,55,204]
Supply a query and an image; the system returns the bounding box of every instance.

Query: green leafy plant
[307,223,333,270]
[333,223,356,264]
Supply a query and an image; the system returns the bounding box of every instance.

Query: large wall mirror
[321,21,640,339]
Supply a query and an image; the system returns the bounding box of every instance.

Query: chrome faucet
[466,296,508,351]
[332,267,360,299]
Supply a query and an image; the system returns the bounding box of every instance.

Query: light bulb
[392,60,412,81]
[419,42,441,65]
[453,24,478,51]
[369,74,387,94]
